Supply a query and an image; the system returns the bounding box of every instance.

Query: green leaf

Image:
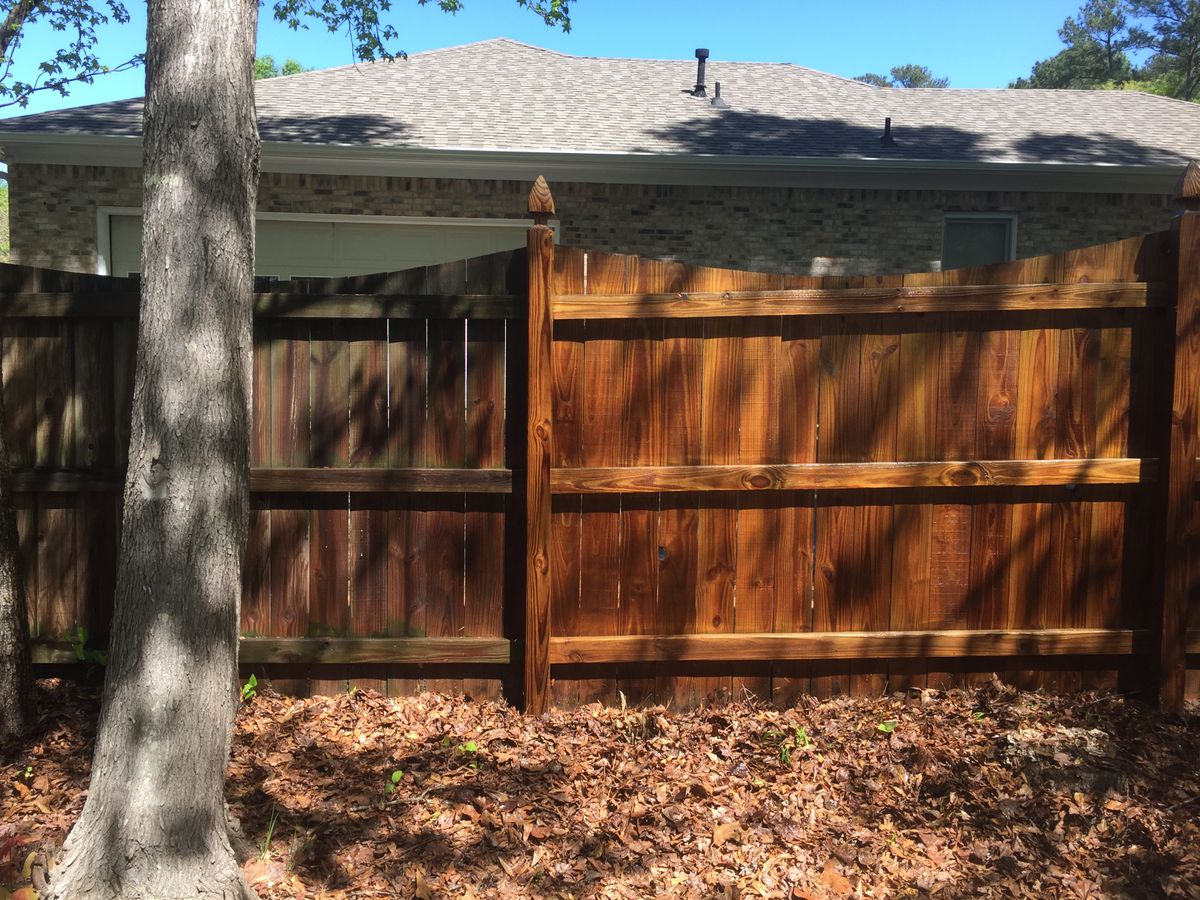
[876,721,897,734]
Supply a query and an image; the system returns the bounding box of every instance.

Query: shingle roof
[2,37,1198,166]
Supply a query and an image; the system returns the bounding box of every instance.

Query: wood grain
[1156,206,1200,710]
[524,223,555,714]
[549,459,1150,492]
[553,282,1157,319]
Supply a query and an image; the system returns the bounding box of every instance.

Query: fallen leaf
[820,859,853,896]
[713,822,741,847]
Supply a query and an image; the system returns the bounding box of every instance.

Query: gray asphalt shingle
[2,37,1197,166]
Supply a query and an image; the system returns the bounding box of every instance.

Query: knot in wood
[944,463,985,486]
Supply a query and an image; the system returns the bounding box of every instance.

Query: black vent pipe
[692,48,709,97]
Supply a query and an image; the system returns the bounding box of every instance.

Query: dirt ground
[3,678,1199,898]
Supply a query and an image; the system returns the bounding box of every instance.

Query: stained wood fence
[9,172,1200,714]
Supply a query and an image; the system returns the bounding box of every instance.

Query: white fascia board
[0,131,1184,194]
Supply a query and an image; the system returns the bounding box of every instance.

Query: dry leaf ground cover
[3,678,1199,898]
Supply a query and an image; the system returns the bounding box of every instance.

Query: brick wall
[7,163,1175,275]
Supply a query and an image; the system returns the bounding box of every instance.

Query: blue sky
[5,1,1091,117]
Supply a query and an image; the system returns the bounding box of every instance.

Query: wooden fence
[10,171,1200,713]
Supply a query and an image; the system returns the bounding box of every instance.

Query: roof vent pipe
[711,81,729,108]
[692,48,709,97]
[880,116,896,147]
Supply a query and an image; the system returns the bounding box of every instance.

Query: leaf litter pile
[4,679,1199,898]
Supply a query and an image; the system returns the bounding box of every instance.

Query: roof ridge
[428,38,869,80]
[461,37,572,57]
[254,37,566,82]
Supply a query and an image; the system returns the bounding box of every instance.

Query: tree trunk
[46,0,260,895]
[0,386,34,741]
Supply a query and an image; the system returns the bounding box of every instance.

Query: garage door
[107,213,534,279]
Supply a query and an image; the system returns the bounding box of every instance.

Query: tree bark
[0,385,34,741]
[46,0,260,895]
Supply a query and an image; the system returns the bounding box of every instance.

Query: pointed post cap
[528,176,555,226]
[1175,160,1200,212]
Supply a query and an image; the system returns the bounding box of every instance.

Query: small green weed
[777,725,816,767]
[69,625,107,666]
[876,720,897,734]
[260,805,278,860]
[240,673,258,703]
[459,740,481,769]
[386,769,404,794]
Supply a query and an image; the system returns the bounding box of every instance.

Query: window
[941,214,1017,270]
[96,209,545,278]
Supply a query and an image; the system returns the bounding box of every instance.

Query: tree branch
[0,0,39,65]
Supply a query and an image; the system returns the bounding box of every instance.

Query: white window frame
[940,212,1018,270]
[95,207,552,277]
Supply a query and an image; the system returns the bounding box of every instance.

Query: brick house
[0,38,1197,278]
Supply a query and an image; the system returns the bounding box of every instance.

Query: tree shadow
[640,108,1191,167]
[640,110,986,160]
[0,103,410,149]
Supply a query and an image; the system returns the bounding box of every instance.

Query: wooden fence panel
[544,226,1180,708]
[10,176,1200,710]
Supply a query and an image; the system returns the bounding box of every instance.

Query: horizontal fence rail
[552,282,1162,319]
[12,468,515,493]
[33,636,512,666]
[550,459,1154,493]
[7,171,1200,713]
[548,629,1150,665]
[0,292,520,319]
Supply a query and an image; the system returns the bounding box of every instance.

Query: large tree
[1011,0,1135,88]
[1011,0,1200,99]
[255,54,308,78]
[855,64,950,88]
[1129,0,1200,99]
[1,0,567,895]
[46,0,261,891]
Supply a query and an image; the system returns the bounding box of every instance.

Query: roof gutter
[0,132,1184,194]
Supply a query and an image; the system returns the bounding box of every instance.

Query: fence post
[1156,160,1200,713]
[523,176,555,714]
